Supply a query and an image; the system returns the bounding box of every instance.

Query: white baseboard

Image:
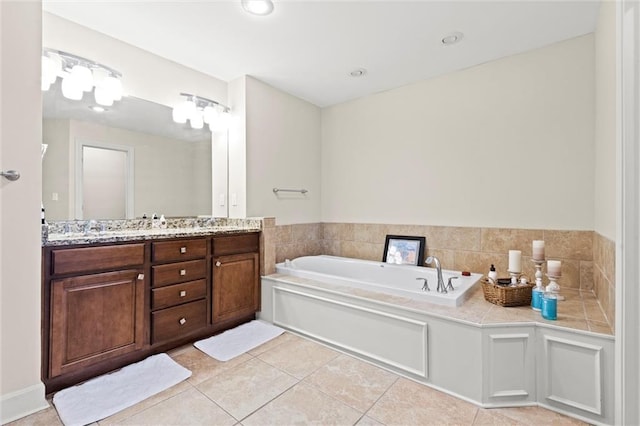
[0,382,49,425]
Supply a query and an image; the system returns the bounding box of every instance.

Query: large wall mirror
[42,80,214,220]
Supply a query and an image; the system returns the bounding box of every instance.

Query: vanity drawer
[212,233,259,256]
[152,259,207,287]
[152,279,206,310]
[51,243,145,275]
[152,299,207,344]
[152,239,207,263]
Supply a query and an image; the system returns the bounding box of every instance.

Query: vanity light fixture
[241,0,274,16]
[172,93,231,131]
[41,48,123,106]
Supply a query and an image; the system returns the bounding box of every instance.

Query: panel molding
[543,335,604,415]
[488,333,531,398]
[272,286,428,378]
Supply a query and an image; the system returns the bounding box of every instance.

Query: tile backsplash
[271,222,614,328]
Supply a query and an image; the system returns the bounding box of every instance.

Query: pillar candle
[508,250,522,273]
[547,260,562,276]
[532,240,545,261]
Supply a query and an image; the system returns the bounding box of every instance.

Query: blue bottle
[531,287,543,311]
[541,293,558,320]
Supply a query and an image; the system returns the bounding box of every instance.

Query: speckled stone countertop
[42,217,262,246]
[267,274,614,336]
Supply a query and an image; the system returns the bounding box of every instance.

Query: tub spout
[425,256,446,293]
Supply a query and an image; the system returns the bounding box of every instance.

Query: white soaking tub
[275,255,482,307]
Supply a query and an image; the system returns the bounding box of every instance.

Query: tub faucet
[425,256,446,293]
[84,219,97,234]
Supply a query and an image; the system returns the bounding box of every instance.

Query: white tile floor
[10,332,587,426]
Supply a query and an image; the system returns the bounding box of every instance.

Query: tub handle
[416,277,430,292]
[447,277,459,292]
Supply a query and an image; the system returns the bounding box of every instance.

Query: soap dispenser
[488,264,498,282]
[159,214,167,229]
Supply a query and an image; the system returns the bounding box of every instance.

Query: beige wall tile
[322,240,341,256]
[580,261,594,291]
[480,228,543,255]
[554,258,581,290]
[291,223,322,242]
[341,241,382,261]
[276,225,292,244]
[385,224,427,240]
[424,248,455,270]
[261,226,276,275]
[353,223,390,244]
[454,251,507,276]
[261,217,276,228]
[544,230,593,261]
[425,226,482,251]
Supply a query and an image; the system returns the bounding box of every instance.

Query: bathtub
[275,255,482,306]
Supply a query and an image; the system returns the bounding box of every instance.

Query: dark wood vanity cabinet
[212,234,260,323]
[42,231,261,394]
[44,244,146,382]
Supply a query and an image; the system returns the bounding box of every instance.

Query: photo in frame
[382,235,426,266]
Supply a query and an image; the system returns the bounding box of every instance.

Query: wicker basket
[482,278,534,307]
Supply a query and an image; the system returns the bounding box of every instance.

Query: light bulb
[182,98,197,120]
[202,105,218,124]
[242,0,274,15]
[172,105,187,124]
[61,75,83,100]
[190,113,204,130]
[211,110,231,131]
[70,64,93,92]
[104,76,123,101]
[94,86,114,106]
[46,53,63,84]
[92,68,109,88]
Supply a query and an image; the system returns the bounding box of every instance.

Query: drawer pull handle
[216,261,221,267]
[179,317,186,325]
[137,273,144,280]
[180,247,187,254]
[180,290,187,297]
[180,269,186,276]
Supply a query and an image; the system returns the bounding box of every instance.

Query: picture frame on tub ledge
[382,235,426,266]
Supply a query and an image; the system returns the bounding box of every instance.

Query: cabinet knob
[137,273,144,280]
[180,269,186,276]
[180,290,187,297]
[179,317,186,325]
[215,261,221,267]
[180,247,187,254]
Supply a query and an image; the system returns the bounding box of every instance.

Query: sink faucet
[425,256,446,293]
[84,219,97,234]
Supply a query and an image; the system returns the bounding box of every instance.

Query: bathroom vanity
[41,223,261,394]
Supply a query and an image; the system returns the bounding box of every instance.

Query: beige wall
[594,1,617,241]
[43,119,212,219]
[0,1,49,422]
[321,35,595,230]
[245,77,322,224]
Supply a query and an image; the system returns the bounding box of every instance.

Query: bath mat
[52,353,191,426]
[195,320,285,361]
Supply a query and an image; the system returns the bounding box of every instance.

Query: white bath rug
[194,320,285,361]
[52,353,191,426]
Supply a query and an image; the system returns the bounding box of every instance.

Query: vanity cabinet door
[212,252,260,323]
[49,269,145,377]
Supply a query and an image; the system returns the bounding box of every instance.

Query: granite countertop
[267,273,614,336]
[42,217,263,247]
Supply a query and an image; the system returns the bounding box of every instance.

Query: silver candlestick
[532,259,545,290]
[508,270,521,287]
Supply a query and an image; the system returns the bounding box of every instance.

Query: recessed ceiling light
[89,106,106,113]
[241,0,274,16]
[441,32,464,46]
[349,68,367,78]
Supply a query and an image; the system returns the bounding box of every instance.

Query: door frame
[74,139,135,220]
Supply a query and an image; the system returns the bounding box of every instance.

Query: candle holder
[531,259,545,290]
[545,274,565,301]
[508,270,521,287]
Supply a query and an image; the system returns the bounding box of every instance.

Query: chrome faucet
[425,256,446,293]
[84,219,97,234]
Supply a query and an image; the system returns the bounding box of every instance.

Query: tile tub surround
[271,222,612,327]
[594,232,615,328]
[9,333,586,426]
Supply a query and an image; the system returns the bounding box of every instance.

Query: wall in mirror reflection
[43,118,212,220]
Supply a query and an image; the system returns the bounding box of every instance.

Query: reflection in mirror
[42,80,213,220]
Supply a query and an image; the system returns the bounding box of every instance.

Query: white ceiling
[42,0,600,108]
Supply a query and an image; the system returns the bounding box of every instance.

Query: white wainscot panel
[272,286,428,378]
[485,330,535,403]
[542,335,603,415]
